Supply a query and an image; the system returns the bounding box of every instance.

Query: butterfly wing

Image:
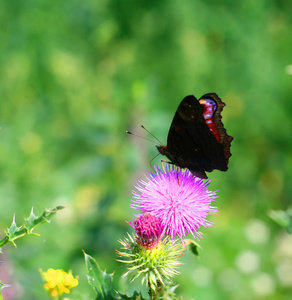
[164,95,230,178]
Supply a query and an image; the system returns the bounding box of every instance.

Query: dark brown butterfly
[156,93,233,179]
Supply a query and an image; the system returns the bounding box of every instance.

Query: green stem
[148,280,164,300]
[0,236,10,248]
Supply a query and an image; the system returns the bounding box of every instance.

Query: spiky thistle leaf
[0,206,66,249]
[83,251,114,300]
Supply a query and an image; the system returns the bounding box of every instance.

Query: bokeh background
[1,0,292,299]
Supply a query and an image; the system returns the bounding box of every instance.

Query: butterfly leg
[160,160,180,184]
[160,159,169,175]
[176,167,180,185]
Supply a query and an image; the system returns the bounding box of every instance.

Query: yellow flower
[40,268,78,297]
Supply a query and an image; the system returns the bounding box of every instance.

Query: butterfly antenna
[140,125,162,145]
[126,130,158,144]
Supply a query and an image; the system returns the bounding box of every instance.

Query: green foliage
[184,239,200,257]
[157,285,182,300]
[84,251,114,300]
[269,208,292,234]
[84,251,182,300]
[0,206,65,249]
[116,292,145,300]
[0,276,10,296]
[0,282,10,291]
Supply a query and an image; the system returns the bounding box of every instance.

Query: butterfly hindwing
[199,93,233,163]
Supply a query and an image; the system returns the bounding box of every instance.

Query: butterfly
[156,93,233,179]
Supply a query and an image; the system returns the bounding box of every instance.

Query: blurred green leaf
[0,281,10,291]
[268,208,292,234]
[116,291,145,300]
[184,239,201,257]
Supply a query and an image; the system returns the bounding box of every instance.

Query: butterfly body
[157,93,233,179]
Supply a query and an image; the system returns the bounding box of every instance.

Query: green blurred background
[1,0,292,299]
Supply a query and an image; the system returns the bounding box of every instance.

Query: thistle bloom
[131,165,218,241]
[40,268,78,297]
[117,213,183,291]
[129,212,164,247]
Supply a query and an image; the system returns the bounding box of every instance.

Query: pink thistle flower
[129,213,164,248]
[131,165,218,241]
